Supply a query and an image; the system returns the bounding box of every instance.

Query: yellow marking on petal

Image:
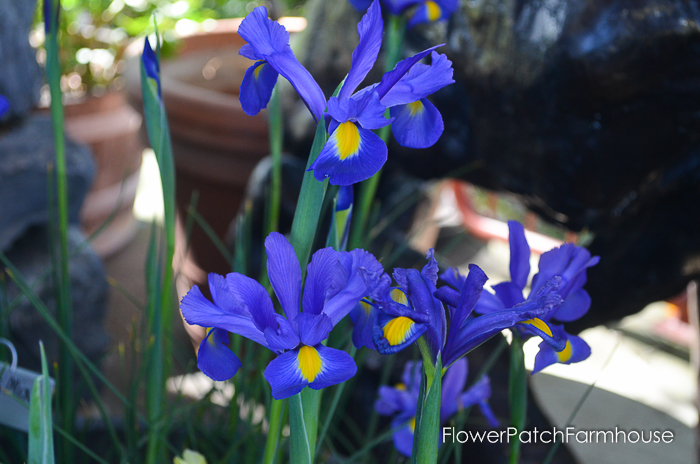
[395,382,407,391]
[205,327,216,346]
[390,288,408,306]
[361,300,372,315]
[298,345,323,382]
[334,121,361,160]
[382,317,415,346]
[519,318,553,337]
[425,1,442,21]
[409,417,416,433]
[557,340,573,363]
[407,100,425,116]
[254,61,265,79]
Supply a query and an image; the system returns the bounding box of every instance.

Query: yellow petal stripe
[382,316,415,346]
[334,121,361,160]
[519,318,553,337]
[390,288,409,306]
[205,327,216,346]
[407,100,425,116]
[425,1,442,21]
[254,60,265,79]
[298,345,323,382]
[557,340,573,363]
[409,417,416,433]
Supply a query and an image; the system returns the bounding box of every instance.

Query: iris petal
[238,6,326,121]
[197,328,241,381]
[180,284,268,347]
[553,288,592,322]
[349,300,377,349]
[0,95,10,118]
[264,344,357,400]
[507,220,531,290]
[240,61,279,116]
[226,273,278,332]
[339,0,383,99]
[265,232,302,321]
[295,312,334,346]
[373,312,428,354]
[303,247,339,315]
[533,332,591,374]
[380,52,454,107]
[310,122,387,186]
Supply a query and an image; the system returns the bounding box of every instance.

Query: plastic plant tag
[0,339,55,432]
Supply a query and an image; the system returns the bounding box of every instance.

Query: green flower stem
[508,335,527,464]
[44,1,74,461]
[140,30,177,464]
[412,351,442,464]
[263,398,285,464]
[285,114,329,464]
[349,14,405,250]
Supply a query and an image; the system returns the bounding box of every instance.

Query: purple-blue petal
[197,328,241,381]
[239,61,279,116]
[507,221,531,289]
[310,123,387,186]
[263,314,301,352]
[440,267,466,289]
[532,331,591,374]
[447,264,488,342]
[406,0,458,28]
[295,312,334,346]
[323,249,386,323]
[553,288,592,322]
[355,92,392,130]
[265,232,302,321]
[390,98,443,148]
[380,52,454,108]
[441,358,468,408]
[0,95,9,118]
[180,284,269,347]
[375,45,443,100]
[392,418,415,457]
[339,0,383,99]
[142,38,161,96]
[238,6,326,121]
[303,247,339,315]
[226,273,278,332]
[492,281,525,309]
[347,0,373,11]
[474,288,507,314]
[349,300,377,349]
[373,310,428,354]
[265,344,357,399]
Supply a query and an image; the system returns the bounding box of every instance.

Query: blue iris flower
[0,96,9,118]
[375,358,498,457]
[367,249,563,367]
[442,221,599,373]
[238,1,455,186]
[180,232,386,399]
[348,0,459,28]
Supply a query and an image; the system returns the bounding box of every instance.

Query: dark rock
[0,0,42,122]
[0,115,95,251]
[296,0,700,328]
[4,225,109,374]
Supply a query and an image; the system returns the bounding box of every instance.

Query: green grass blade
[508,336,527,464]
[28,342,54,464]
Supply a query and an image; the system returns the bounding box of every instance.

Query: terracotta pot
[63,91,143,257]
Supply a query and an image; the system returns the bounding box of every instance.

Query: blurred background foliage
[31,0,306,98]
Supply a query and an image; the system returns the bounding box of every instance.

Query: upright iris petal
[238,6,326,121]
[181,232,385,399]
[375,359,497,457]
